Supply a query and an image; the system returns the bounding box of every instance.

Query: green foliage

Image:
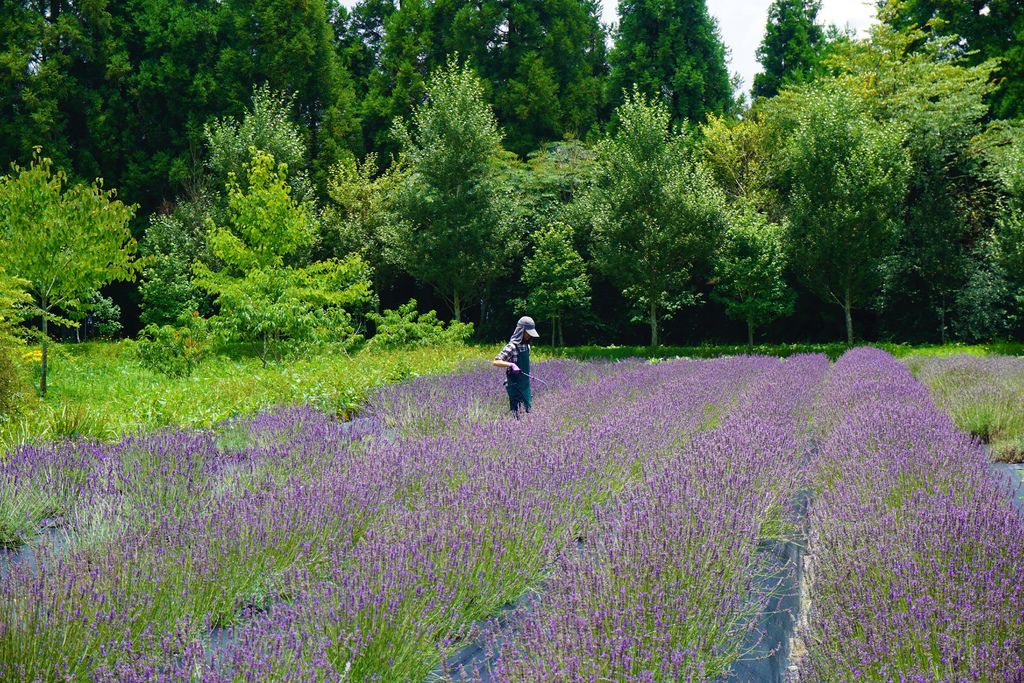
[711,206,794,346]
[883,0,1024,118]
[0,349,26,422]
[0,269,30,352]
[453,0,608,155]
[75,295,123,340]
[216,0,362,186]
[195,150,375,365]
[390,60,516,321]
[521,141,598,218]
[136,313,211,377]
[323,153,407,288]
[366,300,474,351]
[139,197,217,327]
[822,18,1000,343]
[583,91,726,346]
[0,341,489,448]
[982,130,1024,312]
[700,113,781,217]
[204,85,313,198]
[952,254,1015,343]
[0,151,139,395]
[753,0,825,99]
[515,222,591,345]
[358,0,607,157]
[771,84,911,343]
[607,0,733,124]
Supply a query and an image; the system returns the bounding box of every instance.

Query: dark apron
[506,344,531,413]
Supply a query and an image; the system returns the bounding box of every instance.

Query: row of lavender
[478,354,829,680]
[180,356,774,681]
[800,348,1024,680]
[0,357,772,680]
[9,350,1013,681]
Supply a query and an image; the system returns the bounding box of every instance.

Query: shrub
[136,313,211,377]
[0,349,26,419]
[76,294,122,339]
[365,300,473,351]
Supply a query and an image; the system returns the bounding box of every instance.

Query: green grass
[905,353,1024,463]
[2,341,498,451]
[537,341,1024,362]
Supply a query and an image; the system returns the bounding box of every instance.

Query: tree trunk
[843,287,854,345]
[747,318,754,350]
[40,295,48,397]
[649,300,659,347]
[453,290,461,322]
[939,294,947,345]
[558,315,564,346]
[551,315,557,346]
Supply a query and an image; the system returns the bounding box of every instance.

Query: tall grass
[907,353,1024,462]
[2,342,494,452]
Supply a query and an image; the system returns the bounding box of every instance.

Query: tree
[204,85,314,198]
[359,0,434,157]
[774,85,911,344]
[194,150,374,365]
[323,153,407,297]
[516,222,591,345]
[429,0,608,156]
[389,60,516,322]
[606,0,733,124]
[884,0,1024,118]
[139,197,217,327]
[583,92,726,346]
[752,0,825,99]
[981,126,1024,334]
[700,113,781,218]
[0,151,139,395]
[217,0,362,187]
[711,206,794,347]
[826,18,1000,342]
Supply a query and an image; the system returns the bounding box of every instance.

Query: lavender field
[1,350,1022,681]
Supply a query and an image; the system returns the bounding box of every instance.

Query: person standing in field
[493,316,539,417]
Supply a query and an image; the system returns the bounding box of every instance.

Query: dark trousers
[507,386,531,417]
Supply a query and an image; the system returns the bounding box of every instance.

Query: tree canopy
[607,0,734,124]
[753,0,825,99]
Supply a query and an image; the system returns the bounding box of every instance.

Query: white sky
[700,0,878,94]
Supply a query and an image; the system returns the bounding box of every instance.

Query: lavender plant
[801,348,1024,681]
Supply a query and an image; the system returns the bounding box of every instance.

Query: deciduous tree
[711,206,793,347]
[516,222,591,345]
[584,92,726,346]
[194,150,374,365]
[775,85,911,344]
[389,60,516,322]
[0,151,138,395]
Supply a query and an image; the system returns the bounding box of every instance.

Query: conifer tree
[753,0,824,99]
[606,0,733,124]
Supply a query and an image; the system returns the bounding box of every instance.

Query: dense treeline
[0,0,1022,352]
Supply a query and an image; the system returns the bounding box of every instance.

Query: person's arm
[493,344,520,371]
